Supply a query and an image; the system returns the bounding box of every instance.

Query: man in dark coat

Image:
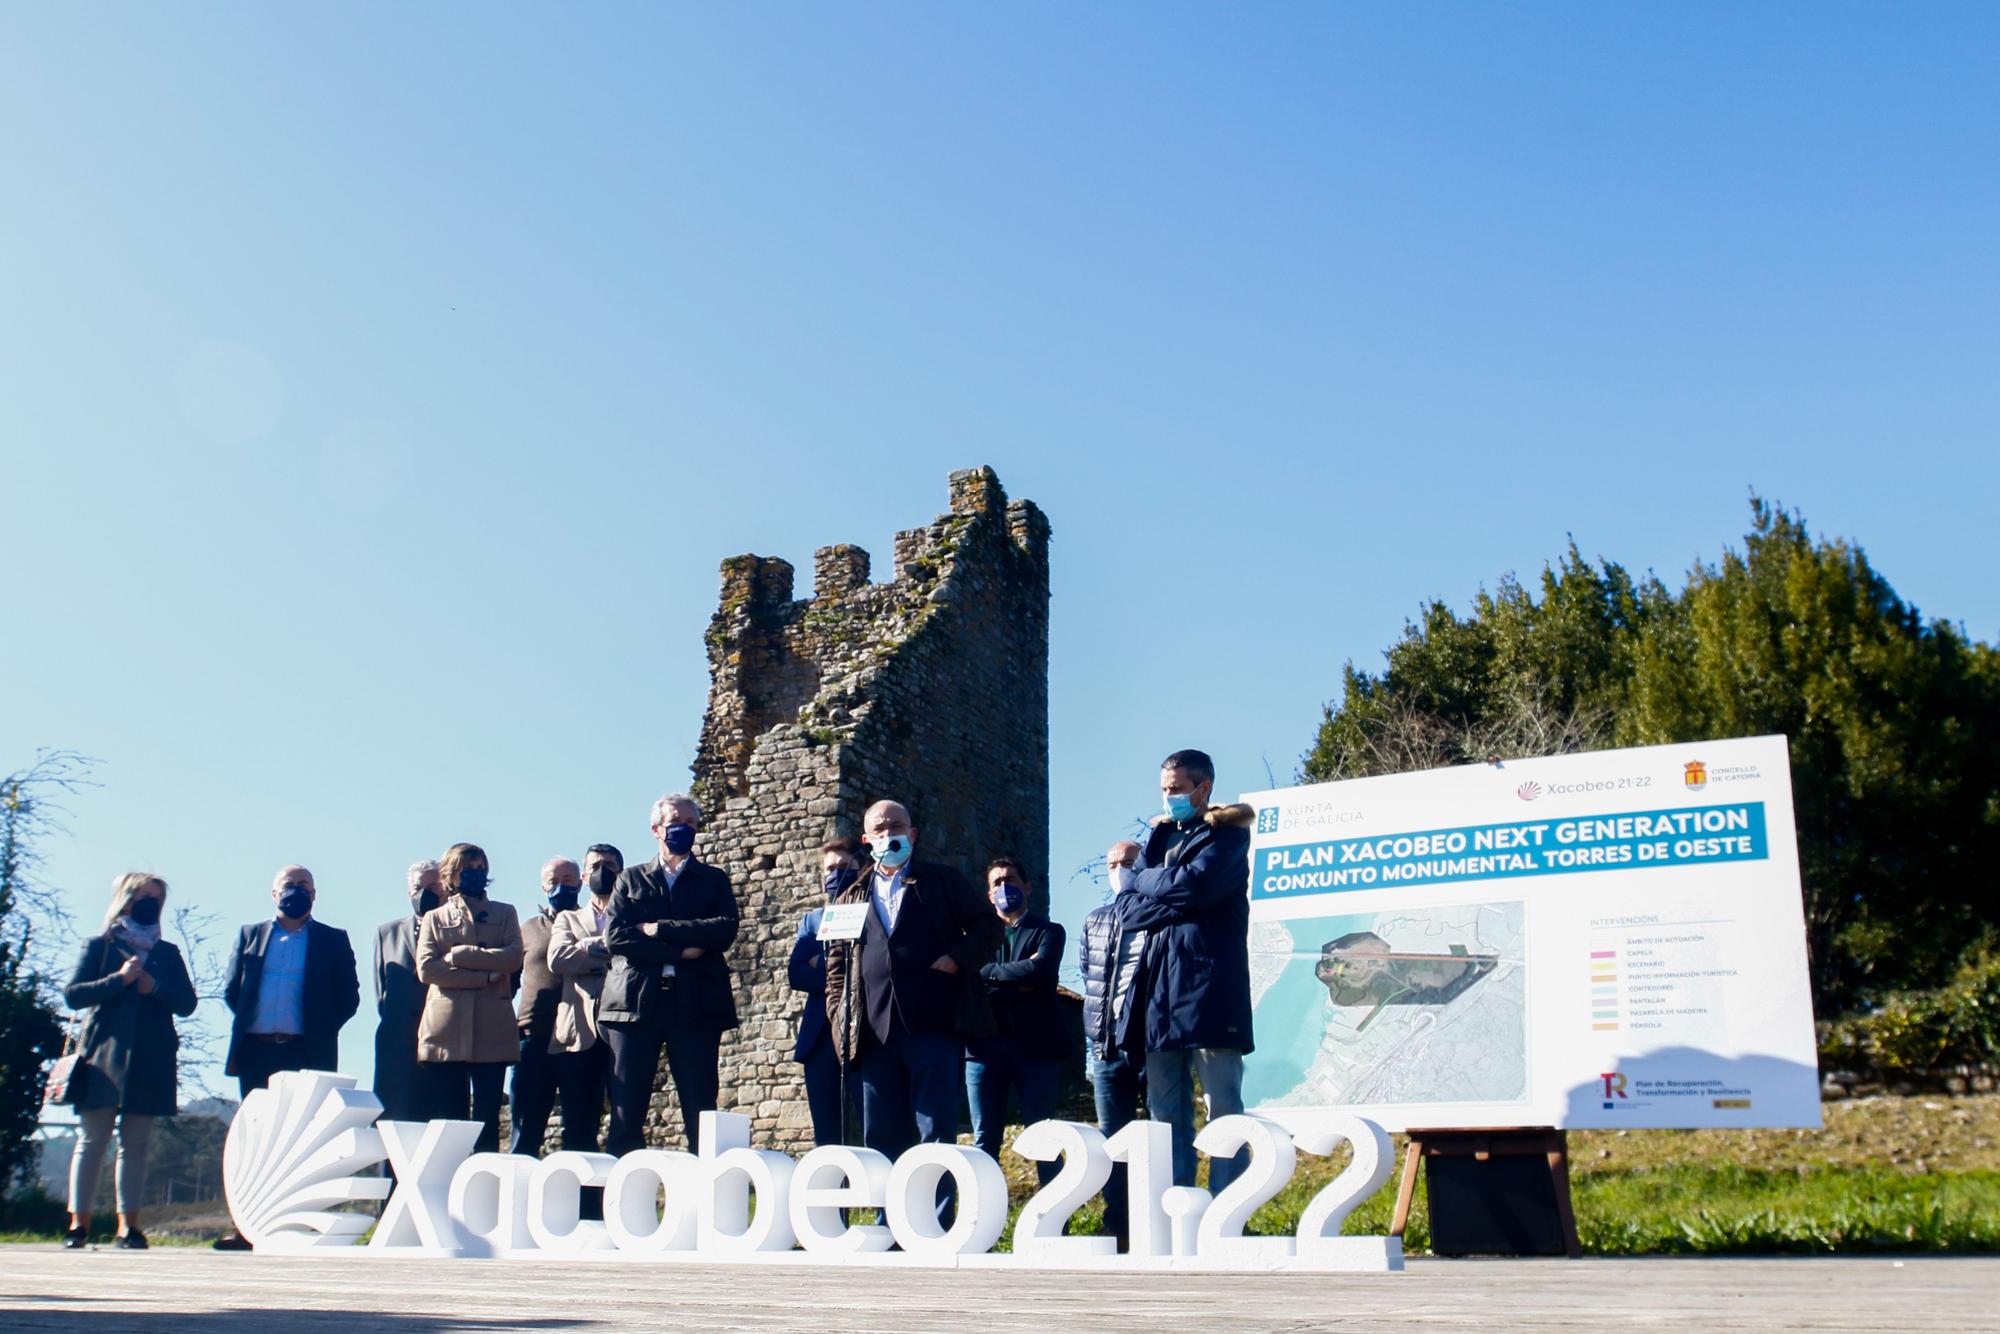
[373,859,440,1124]
[824,799,1002,1224]
[1112,750,1257,1193]
[222,864,361,1098]
[600,793,740,1155]
[965,857,1069,1185]
[789,838,861,1147]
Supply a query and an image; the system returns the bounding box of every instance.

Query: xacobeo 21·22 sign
[224,1071,1403,1271]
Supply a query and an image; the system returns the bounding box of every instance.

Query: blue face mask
[989,882,1024,915]
[663,823,697,856]
[546,885,580,913]
[870,834,912,869]
[1164,791,1200,822]
[457,869,490,898]
[824,865,859,899]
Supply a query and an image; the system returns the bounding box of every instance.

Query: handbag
[42,1015,85,1105]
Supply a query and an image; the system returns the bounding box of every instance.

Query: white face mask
[1109,865,1136,894]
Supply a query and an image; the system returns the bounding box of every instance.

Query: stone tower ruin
[657,466,1051,1151]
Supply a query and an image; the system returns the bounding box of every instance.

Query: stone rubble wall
[642,466,1051,1151]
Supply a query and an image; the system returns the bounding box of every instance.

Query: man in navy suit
[825,799,1001,1223]
[222,864,362,1098]
[788,838,862,1147]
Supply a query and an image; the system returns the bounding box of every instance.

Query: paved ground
[0,1247,1995,1331]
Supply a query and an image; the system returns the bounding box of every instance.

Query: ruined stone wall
[646,466,1051,1151]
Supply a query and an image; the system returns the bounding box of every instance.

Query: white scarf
[114,916,161,961]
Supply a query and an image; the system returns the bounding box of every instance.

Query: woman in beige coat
[416,842,523,1153]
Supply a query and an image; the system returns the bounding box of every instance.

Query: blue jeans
[965,1038,1062,1186]
[1146,1047,1246,1194]
[860,1029,965,1227]
[1090,1047,1143,1245]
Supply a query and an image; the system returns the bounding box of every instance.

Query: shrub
[1818,947,2000,1075]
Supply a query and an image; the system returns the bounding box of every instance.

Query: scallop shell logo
[223,1070,391,1249]
[1517,782,1542,801]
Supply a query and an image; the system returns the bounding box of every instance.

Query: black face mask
[414,888,442,916]
[127,896,163,928]
[278,885,313,920]
[587,866,618,898]
[457,869,490,898]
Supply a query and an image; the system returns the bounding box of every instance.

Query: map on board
[1244,899,1528,1110]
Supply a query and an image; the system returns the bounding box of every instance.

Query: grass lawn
[992,1095,2000,1255]
[995,1163,1997,1255]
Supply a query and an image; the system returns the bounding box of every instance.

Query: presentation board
[1239,735,1821,1132]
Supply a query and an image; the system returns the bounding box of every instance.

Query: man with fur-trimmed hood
[1110,749,1257,1195]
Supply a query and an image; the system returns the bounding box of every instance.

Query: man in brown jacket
[508,857,579,1156]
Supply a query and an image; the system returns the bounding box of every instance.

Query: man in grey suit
[373,860,441,1123]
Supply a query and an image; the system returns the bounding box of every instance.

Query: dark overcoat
[62,934,198,1116]
[977,914,1072,1062]
[1113,803,1258,1055]
[600,856,740,1032]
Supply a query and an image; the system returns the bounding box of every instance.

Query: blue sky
[4,5,1995,1094]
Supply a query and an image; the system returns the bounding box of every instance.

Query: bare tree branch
[169,902,229,1100]
[1,750,99,982]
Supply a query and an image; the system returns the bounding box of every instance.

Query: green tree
[1304,502,2000,1016]
[0,753,91,1193]
[1620,500,2000,1008]
[1305,544,1647,779]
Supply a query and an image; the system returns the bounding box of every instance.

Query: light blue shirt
[249,920,309,1035]
[870,866,907,933]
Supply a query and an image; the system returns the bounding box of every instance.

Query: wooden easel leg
[1546,1132,1581,1258]
[1389,1137,1423,1238]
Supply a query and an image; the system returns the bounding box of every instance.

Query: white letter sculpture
[223,1071,1403,1271]
[222,1071,390,1249]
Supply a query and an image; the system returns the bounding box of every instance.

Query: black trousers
[234,1038,313,1100]
[428,1060,509,1154]
[602,1017,721,1156]
[510,1033,611,1155]
[372,1022,440,1124]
